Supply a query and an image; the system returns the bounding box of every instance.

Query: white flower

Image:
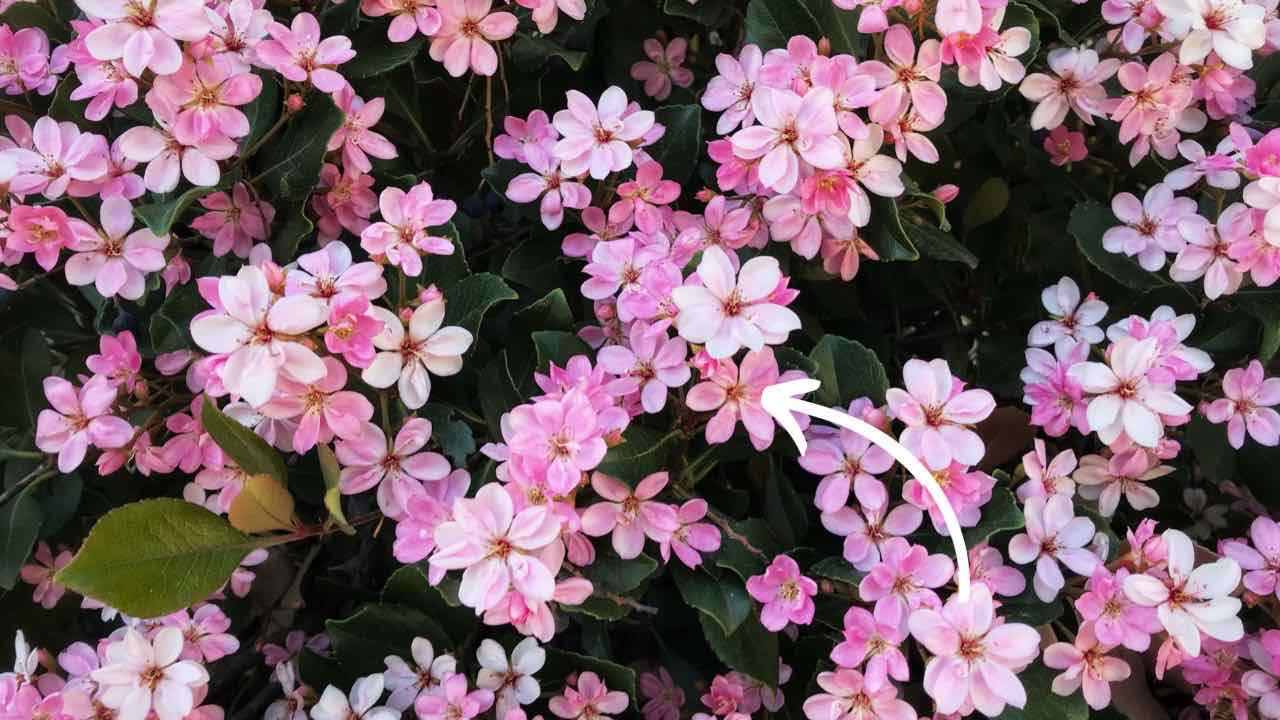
[1156,0,1265,69]
[671,246,800,359]
[91,628,211,720]
[1028,276,1107,347]
[384,637,458,711]
[361,298,474,410]
[311,673,401,720]
[476,637,545,719]
[1069,337,1192,447]
[1123,529,1244,656]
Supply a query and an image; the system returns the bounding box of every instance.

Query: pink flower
[549,672,629,720]
[505,153,591,231]
[969,544,1028,598]
[85,332,142,394]
[831,604,909,681]
[630,37,694,102]
[36,375,133,472]
[1074,449,1172,517]
[392,469,469,564]
[858,537,954,618]
[5,116,108,199]
[19,542,71,609]
[1076,567,1161,652]
[1045,126,1088,166]
[70,56,139,122]
[336,418,451,518]
[7,204,73,271]
[659,499,721,568]
[359,183,457,277]
[820,230,879,281]
[190,184,275,259]
[1205,360,1280,448]
[885,358,995,470]
[1070,337,1193,447]
[429,0,517,77]
[908,585,1041,716]
[259,357,374,453]
[1029,276,1108,347]
[580,472,678,559]
[639,667,685,720]
[152,56,262,143]
[729,86,842,193]
[360,0,442,42]
[597,322,690,413]
[287,241,387,302]
[255,13,354,92]
[686,347,789,450]
[361,298,473,410]
[162,604,240,662]
[904,461,995,532]
[803,668,915,720]
[1007,494,1099,601]
[189,265,329,407]
[1221,516,1280,601]
[431,483,563,612]
[91,628,210,720]
[1017,440,1077,502]
[746,554,818,631]
[1021,339,1091,437]
[0,26,55,96]
[1019,47,1120,130]
[616,161,681,233]
[672,246,801,359]
[117,100,235,192]
[1171,212,1244,299]
[801,417,894,514]
[329,86,398,173]
[862,25,946,125]
[64,196,168,300]
[1043,621,1132,709]
[325,293,384,368]
[822,477,923,572]
[76,0,211,76]
[505,388,608,494]
[553,86,655,179]
[1103,183,1197,271]
[384,637,457,710]
[494,109,558,167]
[703,45,763,134]
[417,674,495,720]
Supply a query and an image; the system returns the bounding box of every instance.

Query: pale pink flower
[1076,567,1161,651]
[259,357,374,453]
[91,628,210,720]
[117,100,236,192]
[831,604,909,680]
[861,25,946,125]
[904,461,996,533]
[1029,277,1108,347]
[162,604,240,663]
[969,544,1027,598]
[1157,0,1264,68]
[1221,516,1280,600]
[885,357,995,470]
[1171,212,1244,299]
[383,637,458,710]
[553,86,655,179]
[729,86,842,193]
[336,418,451,517]
[1043,621,1132,709]
[359,183,457,277]
[597,321,690,413]
[630,37,694,102]
[1016,439,1077,503]
[494,109,557,167]
[1244,632,1280,718]
[703,44,763,134]
[1102,183,1197,271]
[416,675,494,720]
[255,13,354,92]
[329,85,398,173]
[672,246,800,359]
[189,265,329,407]
[549,672,628,720]
[1008,494,1099,601]
[822,477,922,572]
[429,0,517,77]
[580,472,678,559]
[1074,449,1172,517]
[360,0,441,42]
[5,116,108,199]
[64,196,168,300]
[190,184,275,259]
[361,298,473,410]
[287,241,387,302]
[686,347,789,450]
[19,542,71,609]
[1124,528,1244,656]
[820,230,879,281]
[1070,337,1193,447]
[0,26,55,96]
[505,153,591,231]
[203,0,272,71]
[803,668,915,720]
[313,674,400,720]
[36,375,133,472]
[801,419,894,513]
[659,499,721,568]
[616,161,680,233]
[747,554,818,631]
[907,585,1040,716]
[151,56,262,143]
[431,483,563,612]
[392,469,469,564]
[1019,47,1120,130]
[1204,360,1280,448]
[475,637,544,719]
[859,537,954,618]
[504,386,609,494]
[71,57,139,122]
[76,0,211,76]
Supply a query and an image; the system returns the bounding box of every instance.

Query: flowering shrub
[5,0,1280,717]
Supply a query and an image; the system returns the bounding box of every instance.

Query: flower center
[957,634,985,662]
[721,289,744,317]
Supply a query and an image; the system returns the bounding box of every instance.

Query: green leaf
[809,556,864,586]
[256,94,345,200]
[149,255,227,354]
[1068,202,1169,292]
[596,425,678,484]
[963,178,1010,231]
[663,0,729,24]
[1185,414,1236,482]
[744,0,820,50]
[442,273,518,338]
[1239,296,1280,361]
[201,396,289,483]
[15,330,51,430]
[239,70,281,154]
[420,405,476,467]
[672,564,752,635]
[533,330,591,372]
[510,34,588,71]
[317,443,355,535]
[999,576,1064,626]
[808,335,890,406]
[55,499,258,618]
[699,612,779,687]
[0,2,66,40]
[543,648,637,701]
[328,603,453,676]
[759,456,809,547]
[964,488,1024,546]
[646,105,702,185]
[270,200,316,261]
[994,661,1087,720]
[863,196,921,262]
[714,518,780,581]
[580,552,659,593]
[382,566,478,647]
[135,185,219,235]
[561,595,630,621]
[0,487,42,590]
[906,221,979,269]
[343,28,427,78]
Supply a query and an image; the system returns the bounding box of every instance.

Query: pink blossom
[325,293,383,368]
[1076,567,1162,652]
[729,86,842,193]
[162,604,240,662]
[672,246,801,359]
[803,668,915,720]
[861,25,946,125]
[1205,360,1280,448]
[393,469,469,565]
[362,297,472,409]
[703,45,763,134]
[639,667,685,720]
[190,184,275,259]
[64,196,168,300]
[1008,494,1099,601]
[821,476,922,572]
[76,0,211,76]
[746,554,818,631]
[0,26,56,96]
[315,163,378,242]
[505,153,591,231]
[658,498,721,568]
[969,544,1027,598]
[549,672,629,720]
[259,357,374,453]
[1221,516,1280,600]
[36,375,133,472]
[516,0,586,33]
[117,99,236,192]
[70,55,139,122]
[19,542,71,609]
[337,418,451,518]
[360,183,457,277]
[885,357,995,470]
[360,0,442,42]
[313,674,401,720]
[504,387,608,494]
[553,86,655,179]
[255,13,353,91]
[429,0,517,77]
[5,116,108,199]
[1019,47,1120,129]
[859,537,954,618]
[907,585,1040,716]
[1171,211,1244,299]
[1102,183,1197,271]
[802,415,894,515]
[597,322,690,413]
[831,604,909,681]
[152,56,262,143]
[1043,621,1132,709]
[1070,337,1193,448]
[417,673,495,720]
[580,472,678,559]
[686,347,793,450]
[1021,339,1091,437]
[329,86,398,173]
[7,204,74,271]
[1074,449,1172,516]
[91,628,210,720]
[383,637,457,710]
[494,109,558,167]
[904,461,995,532]
[820,229,879,281]
[86,331,143,393]
[1017,440,1077,502]
[616,161,680,233]
[1244,631,1280,717]
[630,37,694,102]
[1044,126,1088,166]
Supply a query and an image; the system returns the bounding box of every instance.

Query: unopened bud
[418,284,443,304]
[817,37,831,56]
[398,307,414,324]
[285,93,305,114]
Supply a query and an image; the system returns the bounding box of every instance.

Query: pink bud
[286,94,305,113]
[418,284,443,304]
[932,184,960,204]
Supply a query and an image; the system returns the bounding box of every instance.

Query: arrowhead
[761,378,821,455]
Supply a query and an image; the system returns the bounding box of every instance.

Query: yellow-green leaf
[228,474,298,534]
[318,443,354,535]
[201,396,288,483]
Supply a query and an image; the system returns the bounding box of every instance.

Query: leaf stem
[0,462,55,507]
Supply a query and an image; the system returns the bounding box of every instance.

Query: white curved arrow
[761,378,972,601]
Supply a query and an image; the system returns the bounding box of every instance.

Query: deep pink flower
[860,25,945,125]
[1045,126,1088,166]
[549,672,628,720]
[803,667,915,720]
[831,604,909,681]
[1021,338,1090,437]
[360,183,457,277]
[87,331,143,392]
[152,56,262,143]
[190,184,275,259]
[630,37,694,102]
[36,375,133,472]
[19,542,71,609]
[658,499,721,569]
[360,0,441,42]
[639,667,685,720]
[616,161,680,233]
[821,476,922,572]
[162,604,240,662]
[393,468,469,565]
[255,13,354,92]
[597,321,690,414]
[0,26,56,96]
[494,109,558,167]
[686,347,791,450]
[505,387,608,495]
[259,357,375,453]
[969,543,1027,597]
[7,204,73,271]
[429,0,517,77]
[329,85,398,173]
[885,357,995,470]
[1075,567,1162,652]
[746,554,818,631]
[417,674,495,720]
[325,293,383,368]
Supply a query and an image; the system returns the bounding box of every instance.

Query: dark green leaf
[328,603,453,676]
[808,335,890,406]
[381,566,478,647]
[201,396,289,483]
[135,185,220,235]
[906,221,979,269]
[699,612,779,687]
[240,70,281,154]
[344,28,427,78]
[442,273,518,337]
[533,330,591,372]
[672,564,752,635]
[1068,202,1170,292]
[964,488,1024,546]
[646,105,702,185]
[510,34,588,71]
[808,556,864,586]
[714,518,781,581]
[256,94,345,200]
[0,487,42,590]
[864,196,921,262]
[580,552,659,593]
[596,425,677,484]
[420,405,476,466]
